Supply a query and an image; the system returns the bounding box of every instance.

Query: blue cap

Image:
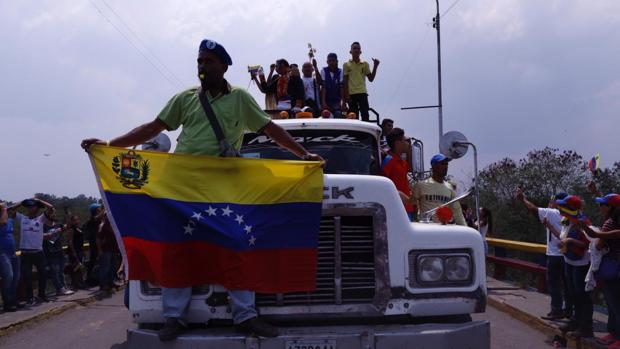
[198,39,232,65]
[430,154,451,166]
[551,192,568,201]
[89,203,101,215]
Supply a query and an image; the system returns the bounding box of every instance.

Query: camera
[248,65,263,75]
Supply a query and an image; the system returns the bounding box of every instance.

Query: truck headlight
[445,256,471,281]
[408,250,474,288]
[419,256,444,282]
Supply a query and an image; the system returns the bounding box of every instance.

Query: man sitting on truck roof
[412,154,467,225]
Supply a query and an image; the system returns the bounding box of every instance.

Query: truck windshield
[241,129,379,175]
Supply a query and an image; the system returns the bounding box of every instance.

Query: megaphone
[140,133,171,153]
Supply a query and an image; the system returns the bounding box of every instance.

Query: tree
[478,148,618,244]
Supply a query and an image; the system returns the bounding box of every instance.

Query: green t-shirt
[343,60,370,95]
[157,84,271,156]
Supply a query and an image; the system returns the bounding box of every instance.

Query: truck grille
[256,215,376,306]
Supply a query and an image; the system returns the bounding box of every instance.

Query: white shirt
[302,76,320,104]
[16,212,48,251]
[537,208,563,256]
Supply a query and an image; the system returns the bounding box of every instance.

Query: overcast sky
[1,0,618,201]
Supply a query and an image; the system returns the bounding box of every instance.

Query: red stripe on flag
[123,237,317,293]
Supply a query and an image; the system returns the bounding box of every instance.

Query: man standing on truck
[382,128,415,221]
[81,38,323,341]
[412,154,467,225]
[343,41,379,122]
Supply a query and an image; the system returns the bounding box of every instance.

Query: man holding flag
[81,38,323,341]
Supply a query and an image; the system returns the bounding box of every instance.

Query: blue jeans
[0,253,20,308]
[162,287,257,324]
[547,255,565,313]
[98,252,116,289]
[46,253,66,291]
[564,263,593,333]
[602,278,620,337]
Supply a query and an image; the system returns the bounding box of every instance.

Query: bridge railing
[485,237,548,292]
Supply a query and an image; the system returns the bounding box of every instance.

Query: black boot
[158,318,187,341]
[235,317,279,337]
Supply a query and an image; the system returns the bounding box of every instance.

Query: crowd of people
[516,184,620,347]
[250,41,379,120]
[0,198,121,312]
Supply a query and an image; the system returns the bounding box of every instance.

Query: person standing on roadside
[516,188,572,320]
[0,202,20,311]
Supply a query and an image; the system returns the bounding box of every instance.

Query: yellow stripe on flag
[90,145,323,204]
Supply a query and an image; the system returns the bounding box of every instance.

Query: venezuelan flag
[89,145,324,293]
[588,154,600,176]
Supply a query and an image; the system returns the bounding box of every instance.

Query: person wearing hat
[83,203,104,286]
[516,188,572,320]
[321,53,346,117]
[81,38,324,341]
[6,198,54,305]
[579,193,620,347]
[549,195,593,338]
[411,154,467,225]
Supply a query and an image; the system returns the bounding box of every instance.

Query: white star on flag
[235,214,244,225]
[248,235,257,246]
[183,224,194,235]
[205,206,217,216]
[244,225,252,234]
[191,211,203,221]
[221,206,233,217]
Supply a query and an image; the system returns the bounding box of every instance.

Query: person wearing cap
[6,198,54,305]
[381,128,415,221]
[578,193,620,347]
[83,203,104,286]
[0,202,20,311]
[411,154,467,225]
[548,195,593,338]
[516,188,572,320]
[321,53,346,117]
[81,38,324,341]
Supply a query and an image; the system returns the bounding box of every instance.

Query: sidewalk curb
[488,294,603,349]
[0,289,121,337]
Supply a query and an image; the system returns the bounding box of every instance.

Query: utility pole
[433,0,443,143]
[401,0,444,150]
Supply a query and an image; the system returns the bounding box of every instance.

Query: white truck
[126,118,489,348]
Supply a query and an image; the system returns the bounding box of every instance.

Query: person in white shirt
[516,188,572,320]
[301,60,323,117]
[8,198,54,305]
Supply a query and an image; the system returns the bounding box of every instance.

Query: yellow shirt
[412,178,467,226]
[343,60,370,95]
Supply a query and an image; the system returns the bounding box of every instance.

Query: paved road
[0,291,550,349]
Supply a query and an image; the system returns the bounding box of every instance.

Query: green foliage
[32,193,100,224]
[479,148,619,243]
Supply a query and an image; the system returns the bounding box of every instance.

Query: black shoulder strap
[197,89,226,143]
[197,87,241,157]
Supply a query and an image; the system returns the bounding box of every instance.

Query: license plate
[285,339,337,349]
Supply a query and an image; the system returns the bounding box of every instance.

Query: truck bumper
[126,321,490,349]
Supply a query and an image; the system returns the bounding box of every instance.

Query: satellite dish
[440,131,469,160]
[141,133,171,152]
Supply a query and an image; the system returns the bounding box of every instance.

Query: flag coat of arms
[89,145,324,293]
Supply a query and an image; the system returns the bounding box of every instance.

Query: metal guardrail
[486,237,546,254]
